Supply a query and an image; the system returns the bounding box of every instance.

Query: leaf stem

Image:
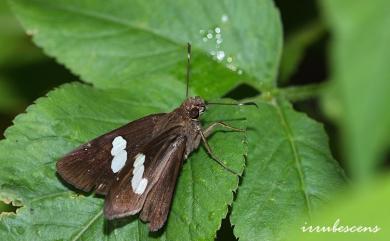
[240,82,327,104]
[277,82,328,102]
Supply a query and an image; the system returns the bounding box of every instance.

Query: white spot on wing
[111,136,127,156]
[131,153,148,195]
[133,153,145,168]
[131,165,144,190]
[111,150,127,173]
[110,136,127,173]
[135,178,148,194]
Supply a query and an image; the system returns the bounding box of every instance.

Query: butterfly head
[182,96,206,120]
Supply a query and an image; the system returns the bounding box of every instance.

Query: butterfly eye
[189,108,199,119]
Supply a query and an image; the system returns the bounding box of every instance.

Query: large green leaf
[0,80,246,240]
[9,0,282,96]
[231,99,346,241]
[320,0,390,181]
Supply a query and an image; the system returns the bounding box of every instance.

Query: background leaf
[320,0,390,181]
[9,0,282,96]
[288,175,390,241]
[0,1,43,67]
[0,77,24,113]
[231,98,346,241]
[0,1,44,114]
[0,80,246,241]
[279,20,325,83]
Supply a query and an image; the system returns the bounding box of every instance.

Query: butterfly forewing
[56,113,165,195]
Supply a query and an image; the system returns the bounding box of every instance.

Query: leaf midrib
[273,99,312,218]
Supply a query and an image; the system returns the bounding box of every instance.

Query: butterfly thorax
[166,96,206,158]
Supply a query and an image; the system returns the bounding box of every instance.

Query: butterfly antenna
[186,43,191,98]
[206,101,259,108]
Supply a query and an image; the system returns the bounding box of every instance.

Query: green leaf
[0,1,43,67]
[0,81,246,240]
[231,99,346,241]
[9,0,282,95]
[320,0,390,181]
[288,175,390,241]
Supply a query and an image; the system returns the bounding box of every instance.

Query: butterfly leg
[203,121,244,138]
[199,130,240,175]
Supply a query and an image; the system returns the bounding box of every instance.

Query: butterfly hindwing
[56,113,165,195]
[139,136,186,231]
[104,133,186,228]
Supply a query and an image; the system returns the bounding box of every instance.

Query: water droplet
[215,27,221,33]
[215,33,222,39]
[216,51,225,61]
[227,57,233,63]
[227,63,237,71]
[221,14,229,23]
[202,37,208,42]
[216,38,223,45]
[207,33,213,39]
[238,69,243,75]
[199,29,205,34]
[26,29,38,36]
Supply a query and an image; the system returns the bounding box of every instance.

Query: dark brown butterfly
[56,44,248,231]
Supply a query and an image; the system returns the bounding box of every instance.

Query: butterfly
[56,44,248,231]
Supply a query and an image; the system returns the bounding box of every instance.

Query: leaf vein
[30,191,73,203]
[274,100,312,218]
[70,210,103,241]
